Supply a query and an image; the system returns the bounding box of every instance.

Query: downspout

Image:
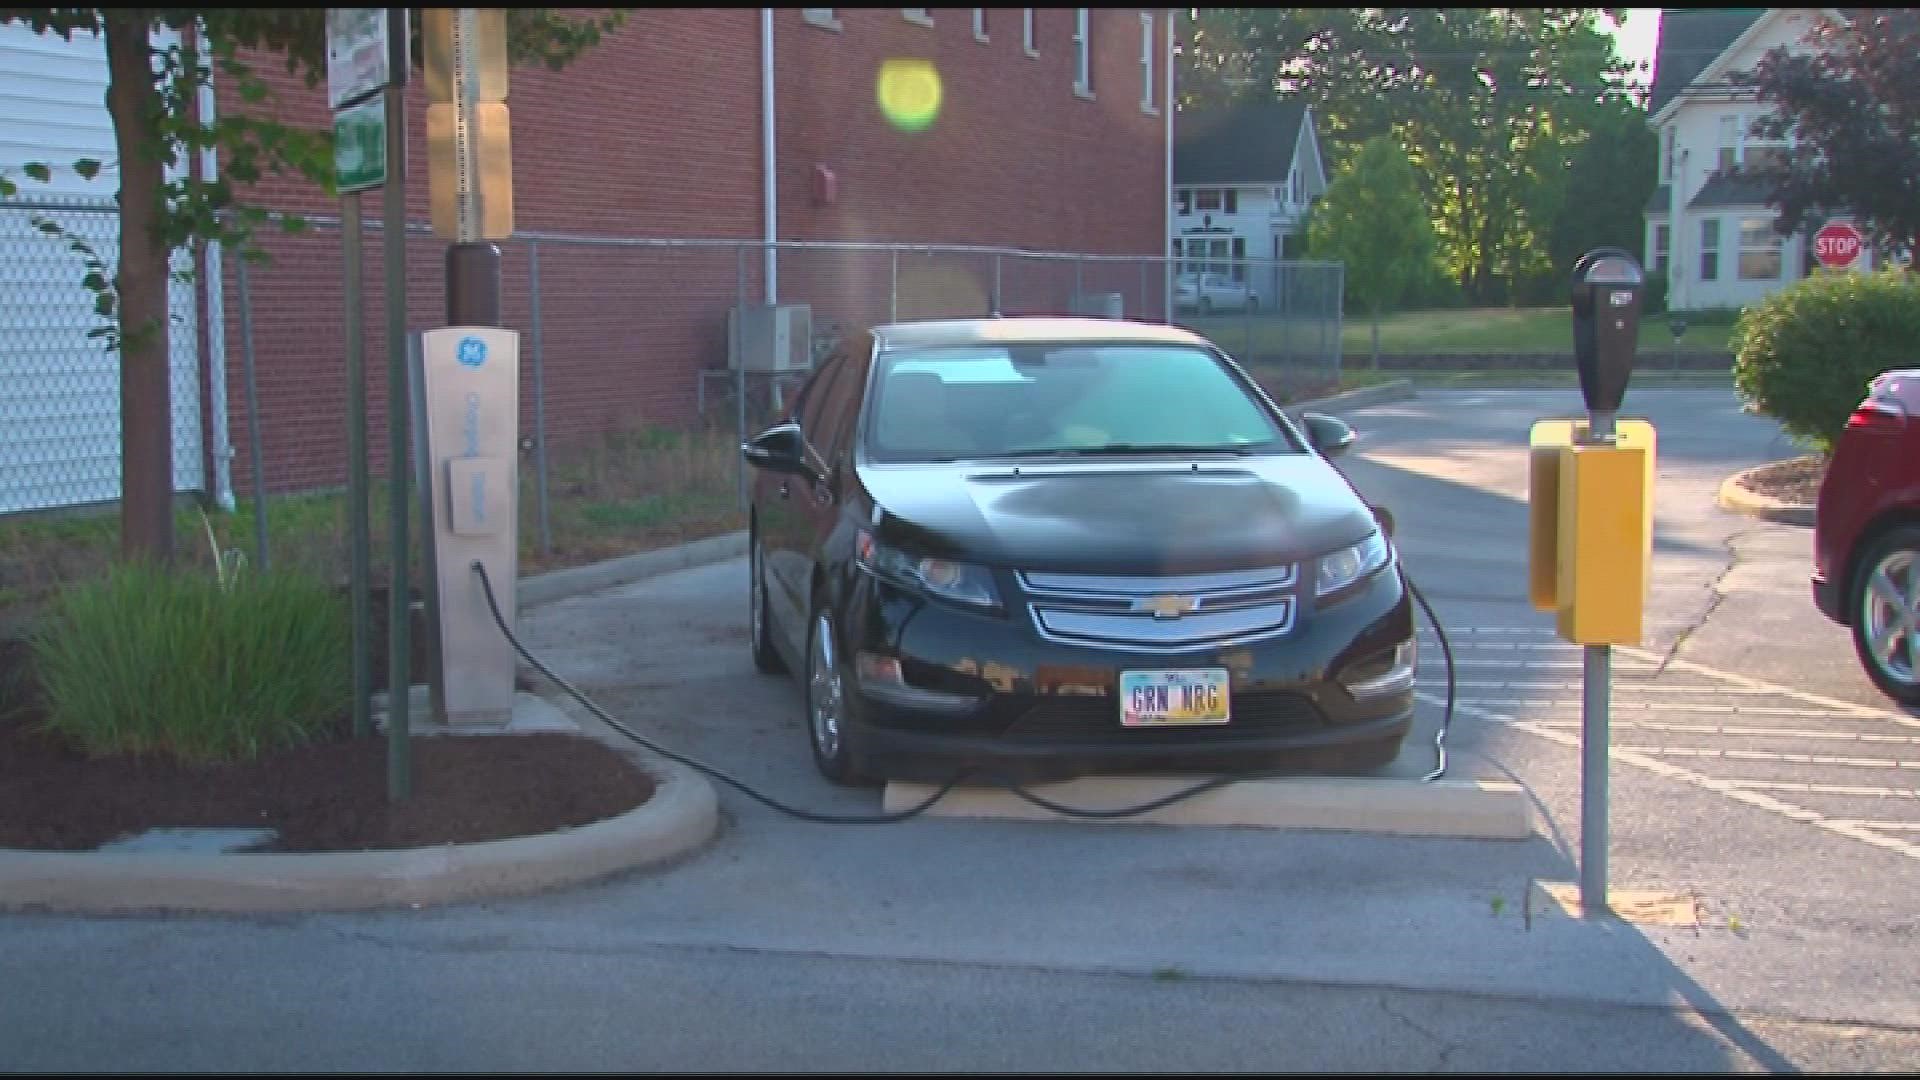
[1163,8,1175,321]
[761,8,778,304]
[197,20,235,510]
[1671,147,1687,312]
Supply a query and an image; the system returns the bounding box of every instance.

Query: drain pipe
[761,8,778,304]
[197,20,235,510]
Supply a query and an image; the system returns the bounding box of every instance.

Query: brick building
[209,7,1174,497]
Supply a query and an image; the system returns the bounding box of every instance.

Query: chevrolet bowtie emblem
[1139,594,1199,619]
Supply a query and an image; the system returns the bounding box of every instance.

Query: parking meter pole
[382,7,412,802]
[447,242,501,326]
[344,191,373,739]
[1567,246,1645,920]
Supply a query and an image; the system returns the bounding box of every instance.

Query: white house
[0,21,218,515]
[1644,7,1875,314]
[1170,99,1326,308]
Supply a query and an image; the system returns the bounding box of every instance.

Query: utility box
[1528,419,1656,645]
[728,303,813,372]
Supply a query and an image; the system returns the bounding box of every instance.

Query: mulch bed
[1741,455,1826,506]
[0,638,654,853]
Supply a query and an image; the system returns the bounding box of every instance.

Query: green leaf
[280,215,309,235]
[35,220,63,236]
[82,271,106,292]
[0,174,15,197]
[93,292,115,317]
[22,161,51,183]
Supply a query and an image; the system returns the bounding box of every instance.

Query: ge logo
[456,336,488,368]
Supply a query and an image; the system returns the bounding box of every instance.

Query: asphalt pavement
[5,388,1918,1072]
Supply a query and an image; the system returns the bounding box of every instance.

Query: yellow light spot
[877,58,942,133]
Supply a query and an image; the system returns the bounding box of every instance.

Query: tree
[1742,10,1920,260]
[0,8,625,562]
[1307,136,1437,367]
[1547,94,1657,289]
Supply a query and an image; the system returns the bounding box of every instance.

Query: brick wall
[214,8,1166,497]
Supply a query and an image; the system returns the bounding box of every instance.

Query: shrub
[1731,269,1920,453]
[30,561,350,764]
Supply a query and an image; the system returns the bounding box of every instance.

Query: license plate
[1120,669,1231,727]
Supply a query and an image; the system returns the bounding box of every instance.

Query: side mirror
[1369,504,1396,538]
[1301,412,1356,458]
[741,422,812,478]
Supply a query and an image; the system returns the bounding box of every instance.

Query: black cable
[1408,576,1455,783]
[474,558,1460,825]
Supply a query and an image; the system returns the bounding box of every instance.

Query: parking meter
[1569,248,1645,438]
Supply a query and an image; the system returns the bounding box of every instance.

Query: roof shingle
[1173,100,1307,186]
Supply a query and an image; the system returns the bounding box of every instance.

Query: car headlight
[1316,530,1393,598]
[856,530,1001,611]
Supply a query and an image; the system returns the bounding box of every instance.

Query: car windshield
[863,343,1291,463]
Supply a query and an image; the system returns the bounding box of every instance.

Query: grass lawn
[1187,306,1736,357]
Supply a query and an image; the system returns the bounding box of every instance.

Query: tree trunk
[104,11,174,563]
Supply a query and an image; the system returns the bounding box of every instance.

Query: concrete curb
[1717,465,1816,527]
[0,731,719,916]
[517,530,748,609]
[1282,378,1415,418]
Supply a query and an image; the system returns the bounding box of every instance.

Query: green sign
[334,97,387,194]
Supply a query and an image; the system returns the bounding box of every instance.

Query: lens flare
[877,58,942,132]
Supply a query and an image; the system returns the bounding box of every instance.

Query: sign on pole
[327,8,391,110]
[333,96,388,193]
[1814,220,1866,270]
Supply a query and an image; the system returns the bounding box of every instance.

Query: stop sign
[1814,221,1866,269]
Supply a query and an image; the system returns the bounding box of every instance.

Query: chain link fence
[0,197,206,516]
[0,217,1344,568]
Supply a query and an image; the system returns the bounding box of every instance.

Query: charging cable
[473,559,1457,824]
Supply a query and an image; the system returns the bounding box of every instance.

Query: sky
[1605,9,1661,91]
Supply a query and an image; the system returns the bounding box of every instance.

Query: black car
[743,317,1415,786]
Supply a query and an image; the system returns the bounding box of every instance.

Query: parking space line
[1524,720,1920,744]
[1443,699,1870,720]
[1721,780,1920,799]
[1417,693,1920,861]
[1616,746,1920,769]
[1827,821,1920,831]
[1416,680,1827,696]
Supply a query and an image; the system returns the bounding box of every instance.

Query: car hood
[858,455,1376,575]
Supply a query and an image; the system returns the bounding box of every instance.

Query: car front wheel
[806,599,875,786]
[1849,525,1920,707]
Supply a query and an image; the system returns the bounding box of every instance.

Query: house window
[1744,123,1789,174]
[1023,8,1037,56]
[1230,237,1247,282]
[1653,224,1671,273]
[1175,190,1191,215]
[1700,218,1721,281]
[972,8,987,41]
[1139,13,1156,114]
[1290,168,1304,207]
[1072,9,1091,96]
[1738,216,1782,280]
[1195,189,1222,213]
[1662,127,1676,180]
[1223,189,1237,214]
[902,8,934,27]
[1206,238,1231,276]
[1717,116,1739,172]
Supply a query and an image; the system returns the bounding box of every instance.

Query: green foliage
[1309,137,1437,318]
[29,561,350,764]
[1180,8,1638,305]
[1643,269,1669,316]
[1731,269,1920,453]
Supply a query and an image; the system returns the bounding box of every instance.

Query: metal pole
[383,6,412,803]
[889,248,899,323]
[344,192,373,738]
[1139,261,1147,322]
[529,240,551,556]
[1074,256,1083,311]
[446,10,501,325]
[235,252,269,572]
[736,244,748,512]
[409,330,445,728]
[1581,406,1617,918]
[992,254,1002,316]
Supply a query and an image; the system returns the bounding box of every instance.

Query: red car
[1813,369,1920,706]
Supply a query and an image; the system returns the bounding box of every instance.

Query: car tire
[805,594,877,786]
[749,528,785,675]
[1847,524,1920,707]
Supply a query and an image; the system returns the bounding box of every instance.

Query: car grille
[1002,690,1327,744]
[1018,566,1299,651]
